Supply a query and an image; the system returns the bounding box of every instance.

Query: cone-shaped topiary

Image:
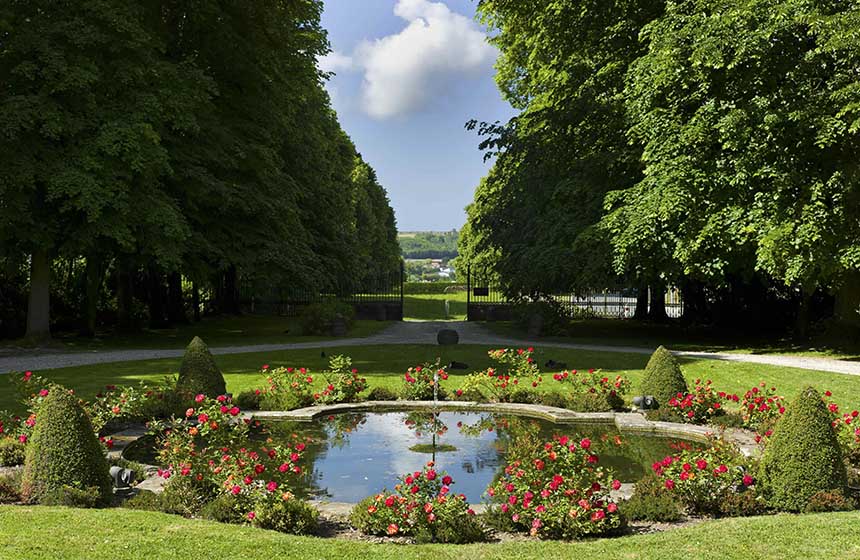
[176,336,226,398]
[639,346,688,407]
[757,386,846,511]
[20,386,112,505]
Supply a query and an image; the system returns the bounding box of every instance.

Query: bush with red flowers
[823,394,860,467]
[258,365,316,410]
[550,369,630,411]
[736,382,785,432]
[486,436,624,539]
[663,379,724,424]
[457,348,541,403]
[652,438,755,514]
[314,355,368,405]
[402,361,449,401]
[350,462,485,543]
[151,395,311,529]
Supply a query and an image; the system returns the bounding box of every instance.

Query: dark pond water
[263,411,697,504]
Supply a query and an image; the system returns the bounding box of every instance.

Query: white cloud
[319,50,354,73]
[332,0,496,119]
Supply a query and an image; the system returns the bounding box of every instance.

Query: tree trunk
[224,265,240,315]
[116,262,135,332]
[147,267,168,328]
[81,256,102,337]
[648,281,668,322]
[634,283,648,320]
[680,279,707,325]
[835,272,860,326]
[192,282,201,322]
[26,249,52,342]
[167,272,187,324]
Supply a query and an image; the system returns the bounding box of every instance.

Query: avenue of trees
[0,0,400,341]
[460,0,860,334]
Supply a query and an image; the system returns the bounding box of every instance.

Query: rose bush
[349,462,485,543]
[402,361,449,401]
[151,395,311,529]
[457,348,541,403]
[652,438,757,515]
[314,355,367,404]
[486,436,624,539]
[663,379,724,424]
[550,369,630,411]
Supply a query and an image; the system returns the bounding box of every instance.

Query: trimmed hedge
[639,346,688,407]
[20,387,112,505]
[758,386,847,512]
[176,337,227,398]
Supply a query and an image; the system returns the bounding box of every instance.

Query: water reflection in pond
[263,411,698,504]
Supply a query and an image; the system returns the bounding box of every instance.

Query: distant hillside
[398,230,459,259]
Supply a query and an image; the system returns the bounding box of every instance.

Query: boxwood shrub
[176,336,227,399]
[20,387,112,505]
[639,346,688,407]
[757,386,847,512]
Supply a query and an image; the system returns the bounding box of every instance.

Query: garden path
[1,321,859,377]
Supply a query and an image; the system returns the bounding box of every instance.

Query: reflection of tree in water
[262,413,368,500]
[403,411,448,438]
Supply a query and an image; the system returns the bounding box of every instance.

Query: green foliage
[0,472,21,503]
[316,355,367,404]
[640,346,688,407]
[121,490,164,513]
[513,300,570,336]
[20,387,111,505]
[299,300,355,337]
[176,337,226,399]
[365,387,399,401]
[0,438,25,467]
[803,490,856,514]
[402,361,449,401]
[758,387,847,512]
[41,486,103,509]
[623,473,682,522]
[159,476,216,517]
[457,348,541,403]
[251,496,319,535]
[258,366,315,411]
[718,491,770,518]
[234,390,263,411]
[399,231,459,260]
[199,494,247,524]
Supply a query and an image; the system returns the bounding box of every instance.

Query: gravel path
[1,320,859,377]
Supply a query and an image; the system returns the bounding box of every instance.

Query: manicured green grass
[486,320,860,361]
[0,315,392,352]
[403,294,467,321]
[1,506,858,559]
[3,344,859,414]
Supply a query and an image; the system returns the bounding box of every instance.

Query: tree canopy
[461,0,860,330]
[0,0,401,339]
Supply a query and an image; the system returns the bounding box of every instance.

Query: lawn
[403,294,467,321]
[0,506,858,560]
[3,343,859,414]
[0,315,392,352]
[486,320,860,361]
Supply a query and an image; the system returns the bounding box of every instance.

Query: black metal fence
[466,268,682,321]
[239,265,404,320]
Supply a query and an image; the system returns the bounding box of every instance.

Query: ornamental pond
[259,411,700,504]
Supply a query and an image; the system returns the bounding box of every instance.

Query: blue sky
[320,0,516,231]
